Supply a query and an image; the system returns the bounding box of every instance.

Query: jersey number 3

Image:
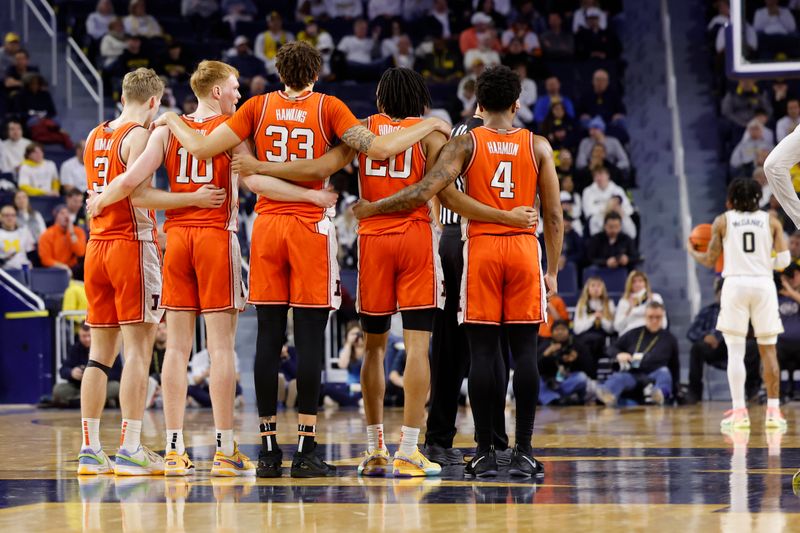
[491,161,515,199]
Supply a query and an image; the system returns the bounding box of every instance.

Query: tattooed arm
[437,185,537,228]
[353,134,471,219]
[688,214,725,268]
[341,117,450,160]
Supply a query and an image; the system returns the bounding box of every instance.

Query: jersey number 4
[490,161,515,199]
[175,147,213,184]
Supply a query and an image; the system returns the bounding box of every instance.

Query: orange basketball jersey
[163,114,238,231]
[84,121,157,241]
[357,114,430,235]
[462,126,539,238]
[225,90,360,224]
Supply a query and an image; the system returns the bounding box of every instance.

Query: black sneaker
[422,444,464,466]
[508,445,544,478]
[256,448,283,478]
[464,448,498,479]
[291,443,336,478]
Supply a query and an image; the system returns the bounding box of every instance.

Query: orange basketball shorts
[85,238,163,327]
[248,214,341,309]
[161,226,246,313]
[459,233,546,325]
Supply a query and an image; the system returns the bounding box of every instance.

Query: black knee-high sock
[254,305,288,422]
[507,324,540,453]
[293,307,330,415]
[465,324,502,452]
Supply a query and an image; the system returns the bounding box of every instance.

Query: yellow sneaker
[392,448,442,478]
[211,443,256,477]
[357,447,391,477]
[720,408,750,431]
[765,407,788,430]
[164,450,195,477]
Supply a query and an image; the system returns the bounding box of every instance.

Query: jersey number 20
[364,147,412,179]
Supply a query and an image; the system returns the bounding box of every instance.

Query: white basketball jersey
[721,210,773,278]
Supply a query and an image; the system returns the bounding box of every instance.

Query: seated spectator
[157,43,193,84]
[246,75,267,99]
[776,98,800,141]
[730,119,774,176]
[463,32,502,71]
[324,0,363,19]
[123,0,163,39]
[13,190,45,242]
[588,194,636,239]
[575,143,626,192]
[575,8,620,60]
[561,213,585,267]
[145,321,167,408]
[474,0,506,28]
[52,324,121,408]
[573,277,616,365]
[720,79,772,138]
[540,101,579,152]
[576,117,630,170]
[18,143,59,196]
[423,0,458,40]
[337,321,365,386]
[686,279,760,404]
[597,302,678,406]
[753,0,796,36]
[578,69,627,140]
[540,12,574,58]
[336,18,389,80]
[0,204,34,270]
[278,342,298,407]
[556,148,575,180]
[65,189,88,230]
[560,189,583,236]
[62,275,88,329]
[614,271,667,335]
[424,105,452,127]
[255,11,294,77]
[380,20,406,58]
[181,0,220,39]
[2,120,30,174]
[60,141,87,194]
[4,49,38,95]
[778,264,800,400]
[226,36,268,86]
[538,320,592,405]
[390,35,415,69]
[572,0,608,33]
[0,32,21,72]
[38,204,87,275]
[99,18,127,68]
[187,345,244,409]
[182,94,198,115]
[539,292,569,339]
[533,76,576,125]
[457,62,482,117]
[749,107,775,144]
[501,19,540,56]
[296,18,335,79]
[109,36,153,77]
[581,166,633,230]
[587,212,638,270]
[459,12,500,54]
[86,0,116,42]
[222,0,258,32]
[12,73,57,123]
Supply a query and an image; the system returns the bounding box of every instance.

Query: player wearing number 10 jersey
[155,42,450,478]
[351,66,563,480]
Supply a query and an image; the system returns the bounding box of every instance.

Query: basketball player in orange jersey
[87,61,338,477]
[77,68,228,477]
[231,67,537,477]
[152,41,449,478]
[353,66,563,479]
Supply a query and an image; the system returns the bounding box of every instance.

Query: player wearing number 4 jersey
[155,42,450,478]
[87,61,337,477]
[352,66,563,479]
[233,67,537,477]
[689,178,789,433]
[78,68,226,477]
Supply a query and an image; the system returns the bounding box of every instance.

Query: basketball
[690,224,713,252]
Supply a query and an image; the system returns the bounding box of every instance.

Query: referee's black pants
[426,225,509,450]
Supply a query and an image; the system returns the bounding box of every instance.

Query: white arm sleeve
[764,127,800,228]
[774,249,791,270]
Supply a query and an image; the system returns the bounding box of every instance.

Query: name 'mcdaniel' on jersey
[84,121,157,241]
[462,126,539,238]
[225,90,360,224]
[163,114,238,232]
[357,114,430,235]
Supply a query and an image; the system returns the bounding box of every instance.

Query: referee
[423,111,519,465]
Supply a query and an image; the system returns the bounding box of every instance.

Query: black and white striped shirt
[440,115,484,226]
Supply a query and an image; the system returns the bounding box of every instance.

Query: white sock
[723,335,747,410]
[120,419,142,453]
[166,429,185,455]
[767,398,780,410]
[82,418,101,451]
[216,429,234,456]
[398,426,420,456]
[367,424,385,452]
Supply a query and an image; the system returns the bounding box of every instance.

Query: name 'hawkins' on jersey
[722,209,773,278]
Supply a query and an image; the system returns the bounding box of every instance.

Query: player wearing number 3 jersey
[689,178,789,432]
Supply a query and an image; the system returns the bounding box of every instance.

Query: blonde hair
[622,270,651,301]
[576,276,613,321]
[121,67,164,104]
[190,60,239,98]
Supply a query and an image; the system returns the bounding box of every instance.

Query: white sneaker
[114,445,166,476]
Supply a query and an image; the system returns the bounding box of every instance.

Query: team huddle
[74,40,563,479]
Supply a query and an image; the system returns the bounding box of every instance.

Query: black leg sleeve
[507,324,540,452]
[465,324,502,451]
[293,307,330,415]
[254,305,289,418]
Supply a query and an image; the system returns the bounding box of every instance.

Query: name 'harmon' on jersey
[486,141,519,156]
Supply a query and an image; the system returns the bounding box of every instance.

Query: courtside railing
[22,0,57,86]
[66,37,104,124]
[54,310,87,384]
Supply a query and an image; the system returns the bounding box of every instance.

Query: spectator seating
[582,265,628,298]
[4,268,26,286]
[29,196,62,224]
[30,267,70,309]
[558,261,580,307]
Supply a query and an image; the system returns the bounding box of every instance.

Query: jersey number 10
[175,147,213,184]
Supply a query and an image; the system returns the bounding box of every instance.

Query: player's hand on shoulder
[86,189,103,218]
[232,152,261,177]
[150,112,175,130]
[507,205,537,228]
[426,117,451,138]
[193,184,226,208]
[352,199,374,220]
[308,186,338,209]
